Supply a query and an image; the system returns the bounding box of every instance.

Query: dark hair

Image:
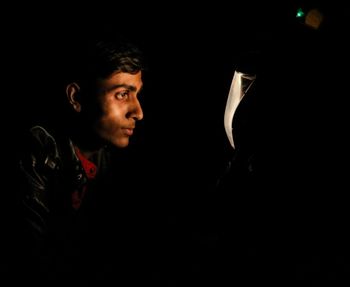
[65,38,146,87]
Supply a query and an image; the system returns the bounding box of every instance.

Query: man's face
[92,71,143,148]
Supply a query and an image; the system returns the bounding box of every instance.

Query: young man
[10,38,146,283]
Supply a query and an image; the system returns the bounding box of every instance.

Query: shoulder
[25,125,58,151]
[19,125,61,171]
[26,125,56,149]
[29,125,55,142]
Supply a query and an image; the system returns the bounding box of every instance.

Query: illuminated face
[92,71,143,148]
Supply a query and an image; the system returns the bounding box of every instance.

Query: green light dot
[296,8,305,18]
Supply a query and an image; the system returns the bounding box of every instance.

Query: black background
[2,1,348,285]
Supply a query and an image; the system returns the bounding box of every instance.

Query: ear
[66,82,82,112]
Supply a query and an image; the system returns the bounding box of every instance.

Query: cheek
[100,108,124,130]
[100,101,121,120]
[106,99,126,116]
[111,106,125,122]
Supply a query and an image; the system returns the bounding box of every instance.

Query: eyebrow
[106,84,138,93]
[106,84,143,92]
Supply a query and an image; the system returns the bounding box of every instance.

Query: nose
[128,98,143,121]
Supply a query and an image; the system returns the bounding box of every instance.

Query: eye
[115,90,129,100]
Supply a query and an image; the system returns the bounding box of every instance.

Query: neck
[74,145,101,161]
[69,125,105,161]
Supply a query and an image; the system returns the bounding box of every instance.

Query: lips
[123,128,134,136]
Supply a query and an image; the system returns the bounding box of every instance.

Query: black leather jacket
[13,125,110,276]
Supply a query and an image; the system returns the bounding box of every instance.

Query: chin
[113,139,129,148]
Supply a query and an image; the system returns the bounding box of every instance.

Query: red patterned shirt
[71,147,97,210]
